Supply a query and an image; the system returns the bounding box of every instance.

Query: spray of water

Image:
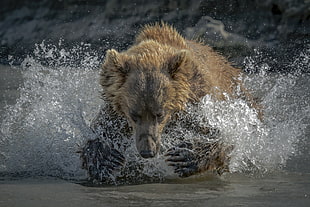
[0,42,309,182]
[0,41,101,178]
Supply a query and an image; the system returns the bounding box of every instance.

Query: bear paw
[165,143,199,177]
[81,138,125,181]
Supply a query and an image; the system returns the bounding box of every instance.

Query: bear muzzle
[136,133,160,158]
[139,150,155,158]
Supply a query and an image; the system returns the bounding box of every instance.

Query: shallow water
[0,42,309,206]
[0,173,309,207]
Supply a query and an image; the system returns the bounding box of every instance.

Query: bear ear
[104,49,129,75]
[167,50,188,77]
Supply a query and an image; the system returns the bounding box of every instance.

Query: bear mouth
[136,133,160,159]
[139,150,156,158]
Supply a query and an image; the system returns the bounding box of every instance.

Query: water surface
[0,42,309,206]
[0,173,309,207]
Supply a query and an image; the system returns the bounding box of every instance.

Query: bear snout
[136,134,159,158]
[140,150,155,158]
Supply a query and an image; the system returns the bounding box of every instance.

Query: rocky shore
[0,0,309,71]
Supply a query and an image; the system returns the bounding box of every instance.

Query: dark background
[0,0,309,72]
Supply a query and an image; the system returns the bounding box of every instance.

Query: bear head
[100,42,195,158]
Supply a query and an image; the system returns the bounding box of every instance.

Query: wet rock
[0,0,309,70]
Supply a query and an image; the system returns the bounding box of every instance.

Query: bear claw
[165,145,199,177]
[80,138,125,180]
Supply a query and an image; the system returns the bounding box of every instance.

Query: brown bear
[80,23,259,182]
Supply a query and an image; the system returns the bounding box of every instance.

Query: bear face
[100,45,195,158]
[122,70,171,158]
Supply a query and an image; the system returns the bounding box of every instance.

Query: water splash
[0,41,101,178]
[240,48,310,173]
[0,42,309,181]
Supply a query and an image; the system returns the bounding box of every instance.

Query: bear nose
[140,150,155,158]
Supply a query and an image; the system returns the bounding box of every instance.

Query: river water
[0,42,309,206]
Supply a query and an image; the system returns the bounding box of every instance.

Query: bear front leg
[165,141,233,177]
[80,105,130,182]
[80,138,125,182]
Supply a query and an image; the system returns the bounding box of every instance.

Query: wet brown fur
[100,23,247,113]
[97,22,259,176]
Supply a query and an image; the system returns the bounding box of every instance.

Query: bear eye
[130,112,141,123]
[156,113,163,118]
[155,112,164,122]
